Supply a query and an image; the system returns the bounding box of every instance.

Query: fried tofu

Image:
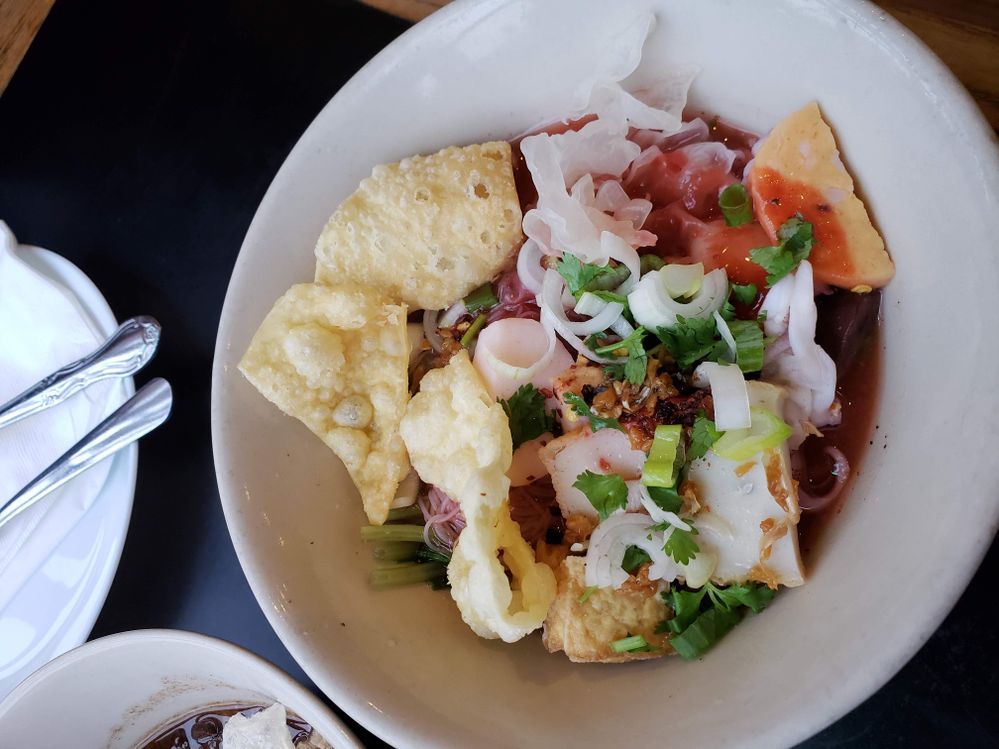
[543,557,672,663]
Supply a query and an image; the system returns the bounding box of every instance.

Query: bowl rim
[211,0,999,746]
[0,628,360,748]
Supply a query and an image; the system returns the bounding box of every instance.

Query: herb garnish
[688,412,723,461]
[556,254,630,298]
[662,581,777,660]
[573,470,628,520]
[562,392,624,433]
[749,213,814,286]
[498,384,556,450]
[593,325,648,386]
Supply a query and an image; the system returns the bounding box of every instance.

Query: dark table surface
[1,1,997,746]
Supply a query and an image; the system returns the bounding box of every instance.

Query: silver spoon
[0,378,173,531]
[0,316,161,431]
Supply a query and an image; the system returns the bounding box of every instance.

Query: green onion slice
[460,313,488,348]
[369,561,447,590]
[719,183,753,227]
[640,254,665,275]
[360,524,426,543]
[711,407,792,461]
[464,282,498,313]
[642,424,684,488]
[610,634,653,653]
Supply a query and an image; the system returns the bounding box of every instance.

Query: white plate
[0,247,136,699]
[212,1,999,747]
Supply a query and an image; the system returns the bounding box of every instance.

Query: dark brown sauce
[797,326,883,562]
[137,704,318,749]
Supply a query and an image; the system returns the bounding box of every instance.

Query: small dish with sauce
[0,629,359,748]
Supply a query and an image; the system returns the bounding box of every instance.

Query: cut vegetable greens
[688,412,722,461]
[557,254,630,298]
[563,392,624,432]
[593,326,648,386]
[750,213,814,286]
[573,470,628,520]
[662,581,776,659]
[463,282,498,313]
[610,634,654,653]
[622,545,653,574]
[718,183,753,227]
[662,525,699,565]
[498,384,557,450]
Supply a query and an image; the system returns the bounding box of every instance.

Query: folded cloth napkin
[0,221,121,611]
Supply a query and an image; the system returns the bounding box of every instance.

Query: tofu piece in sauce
[687,382,804,588]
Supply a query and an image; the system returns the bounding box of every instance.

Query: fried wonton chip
[399,350,511,502]
[399,351,556,642]
[543,557,671,663]
[238,282,410,525]
[314,141,523,310]
[449,497,558,642]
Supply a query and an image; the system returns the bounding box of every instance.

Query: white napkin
[0,222,120,611]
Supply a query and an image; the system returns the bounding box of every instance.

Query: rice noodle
[419,486,466,552]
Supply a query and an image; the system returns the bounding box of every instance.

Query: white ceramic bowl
[212,1,999,747]
[0,629,359,747]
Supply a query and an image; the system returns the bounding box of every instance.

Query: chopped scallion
[610,634,653,653]
[578,585,598,604]
[642,424,684,488]
[386,505,424,523]
[371,541,421,562]
[640,254,665,275]
[464,282,498,313]
[460,313,487,347]
[360,524,426,543]
[368,561,447,590]
[719,183,753,227]
[711,407,792,461]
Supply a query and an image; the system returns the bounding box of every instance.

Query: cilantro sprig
[593,326,648,386]
[749,213,814,287]
[657,316,728,370]
[688,412,722,461]
[573,470,628,520]
[730,282,758,305]
[622,545,652,574]
[556,254,631,298]
[498,384,556,450]
[662,525,700,565]
[562,392,624,433]
[661,581,777,660]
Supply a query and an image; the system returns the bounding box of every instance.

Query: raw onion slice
[663,262,704,298]
[713,310,737,363]
[539,268,624,338]
[516,238,549,295]
[584,513,678,589]
[438,299,468,329]
[422,309,443,353]
[628,266,728,330]
[637,483,690,531]
[693,361,751,430]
